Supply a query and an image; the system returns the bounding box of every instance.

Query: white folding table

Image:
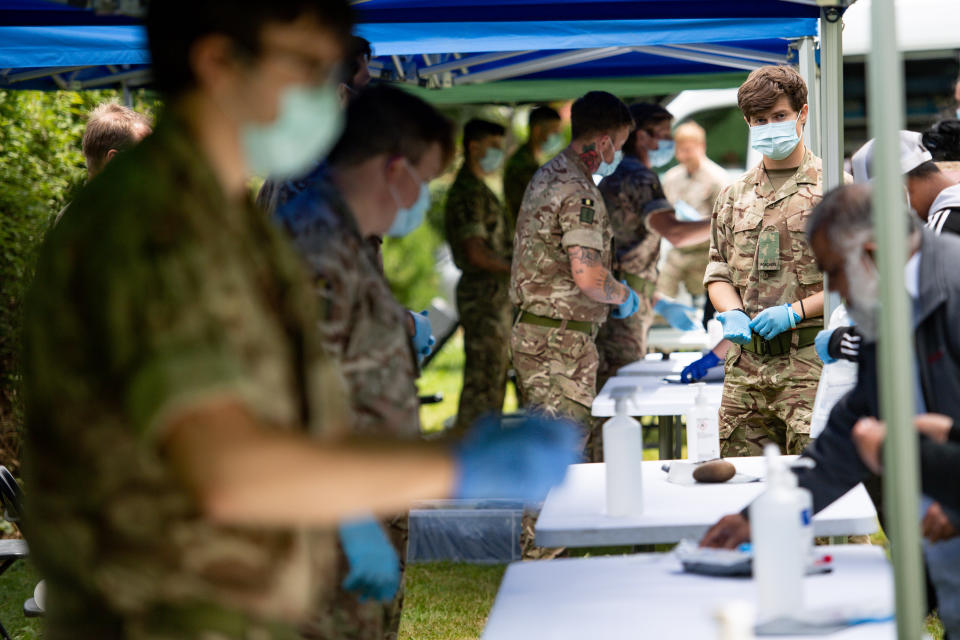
[593,375,723,459]
[646,326,712,353]
[482,545,894,640]
[535,459,878,548]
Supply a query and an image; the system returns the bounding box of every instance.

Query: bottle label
[801,508,812,526]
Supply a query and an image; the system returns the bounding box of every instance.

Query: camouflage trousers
[300,516,408,640]
[454,276,513,432]
[719,343,822,457]
[656,243,710,297]
[510,321,597,457]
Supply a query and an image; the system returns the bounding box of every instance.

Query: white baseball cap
[851,130,933,184]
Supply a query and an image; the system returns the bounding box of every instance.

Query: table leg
[658,416,676,460]
[673,415,683,459]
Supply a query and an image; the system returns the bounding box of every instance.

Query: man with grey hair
[700,183,960,636]
[81,102,152,178]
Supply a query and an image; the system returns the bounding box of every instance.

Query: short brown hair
[82,102,152,174]
[737,65,807,119]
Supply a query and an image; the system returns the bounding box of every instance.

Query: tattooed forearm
[569,246,602,267]
[601,272,623,303]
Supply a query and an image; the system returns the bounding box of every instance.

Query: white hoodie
[927,182,960,235]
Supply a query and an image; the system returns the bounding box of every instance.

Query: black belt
[740,326,821,357]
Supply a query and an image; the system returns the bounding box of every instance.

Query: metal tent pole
[868,0,927,637]
[819,4,845,320]
[797,36,821,156]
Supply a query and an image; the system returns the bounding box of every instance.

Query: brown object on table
[693,460,736,483]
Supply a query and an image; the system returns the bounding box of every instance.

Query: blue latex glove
[815,328,837,364]
[410,310,435,361]
[611,282,639,319]
[653,298,699,331]
[749,303,800,340]
[717,309,752,345]
[673,199,703,222]
[338,516,400,603]
[681,351,721,383]
[453,414,582,503]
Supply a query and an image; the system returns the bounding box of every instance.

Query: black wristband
[799,299,806,321]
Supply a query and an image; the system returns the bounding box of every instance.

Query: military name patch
[580,198,595,223]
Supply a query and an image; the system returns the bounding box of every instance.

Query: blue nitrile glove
[748,303,800,340]
[611,282,639,319]
[453,414,582,503]
[717,309,753,345]
[681,351,722,383]
[410,310,435,361]
[815,328,837,364]
[338,516,400,603]
[653,298,700,331]
[673,199,702,222]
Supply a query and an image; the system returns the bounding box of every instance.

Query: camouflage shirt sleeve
[558,190,605,251]
[445,177,488,243]
[704,183,735,287]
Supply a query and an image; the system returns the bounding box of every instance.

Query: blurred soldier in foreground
[445,119,513,432]
[503,105,564,241]
[21,2,579,638]
[274,84,454,639]
[510,91,635,459]
[594,103,706,394]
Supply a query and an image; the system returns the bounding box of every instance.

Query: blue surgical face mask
[749,115,802,161]
[540,132,566,155]
[596,150,623,178]
[243,84,343,179]
[387,164,430,238]
[479,147,504,173]
[648,138,675,168]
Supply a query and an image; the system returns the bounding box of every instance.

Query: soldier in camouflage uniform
[658,121,730,305]
[445,119,514,432]
[595,103,708,394]
[511,92,638,460]
[274,85,453,640]
[503,106,563,243]
[705,66,843,457]
[19,6,474,638]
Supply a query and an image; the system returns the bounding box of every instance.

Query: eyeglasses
[239,41,343,88]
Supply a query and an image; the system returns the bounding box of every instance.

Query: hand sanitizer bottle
[749,444,812,623]
[604,390,644,516]
[685,383,720,461]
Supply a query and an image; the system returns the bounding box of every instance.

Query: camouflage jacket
[704,147,826,328]
[503,143,541,240]
[275,170,421,437]
[598,155,670,284]
[510,146,613,323]
[21,115,346,638]
[444,166,511,277]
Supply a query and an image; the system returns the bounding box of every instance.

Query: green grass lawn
[0,559,41,640]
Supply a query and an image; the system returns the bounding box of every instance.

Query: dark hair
[462,119,506,161]
[327,84,454,168]
[737,65,807,119]
[906,160,942,179]
[623,102,672,152]
[529,106,561,130]
[922,119,960,161]
[146,0,354,98]
[82,102,152,174]
[570,91,633,140]
[345,35,372,87]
